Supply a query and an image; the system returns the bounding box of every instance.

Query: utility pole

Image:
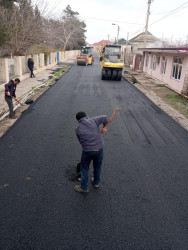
[161,33,164,41]
[125,32,129,65]
[171,35,173,45]
[112,23,120,45]
[126,32,129,47]
[144,0,152,48]
[117,25,120,45]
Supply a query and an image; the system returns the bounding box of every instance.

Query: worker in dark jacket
[4,78,20,119]
[28,58,35,78]
[74,111,108,193]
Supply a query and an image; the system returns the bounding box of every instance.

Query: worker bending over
[74,111,108,193]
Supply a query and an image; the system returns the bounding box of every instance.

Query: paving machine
[100,45,124,80]
[77,46,94,66]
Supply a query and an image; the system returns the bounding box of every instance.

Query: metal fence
[0,50,79,84]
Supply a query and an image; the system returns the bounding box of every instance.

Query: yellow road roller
[77,46,94,66]
[100,45,124,81]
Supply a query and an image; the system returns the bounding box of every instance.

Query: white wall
[143,52,188,93]
[0,50,80,84]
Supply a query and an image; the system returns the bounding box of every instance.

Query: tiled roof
[92,40,111,46]
[130,31,158,43]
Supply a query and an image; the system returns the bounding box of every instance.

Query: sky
[35,0,188,44]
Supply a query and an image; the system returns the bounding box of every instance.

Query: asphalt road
[0,57,188,250]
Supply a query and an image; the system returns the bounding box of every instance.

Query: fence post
[0,58,5,83]
[181,64,188,95]
[0,58,9,83]
[15,56,22,78]
[40,53,44,68]
[33,54,39,70]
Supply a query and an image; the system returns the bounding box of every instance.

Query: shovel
[101,107,119,133]
[10,96,26,106]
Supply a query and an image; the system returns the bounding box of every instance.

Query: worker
[4,78,20,119]
[28,58,35,78]
[74,111,108,193]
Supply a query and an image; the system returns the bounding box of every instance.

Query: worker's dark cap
[15,78,20,82]
[76,111,86,121]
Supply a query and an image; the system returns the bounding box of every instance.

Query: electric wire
[79,16,144,25]
[130,1,188,39]
[149,1,188,26]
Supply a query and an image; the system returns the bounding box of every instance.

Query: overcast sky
[37,0,188,44]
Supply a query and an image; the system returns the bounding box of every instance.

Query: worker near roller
[4,78,20,119]
[74,111,108,193]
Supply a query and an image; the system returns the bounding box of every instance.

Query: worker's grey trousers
[5,96,14,117]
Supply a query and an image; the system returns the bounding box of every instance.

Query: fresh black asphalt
[0,57,188,250]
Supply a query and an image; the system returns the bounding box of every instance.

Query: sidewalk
[0,58,76,116]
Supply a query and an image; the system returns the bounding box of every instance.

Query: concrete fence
[0,50,80,84]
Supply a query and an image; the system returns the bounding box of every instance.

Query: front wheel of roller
[107,70,111,80]
[101,69,106,80]
[112,70,117,80]
[117,70,122,81]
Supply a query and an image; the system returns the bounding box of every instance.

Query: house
[116,38,131,45]
[92,40,111,46]
[92,40,111,53]
[129,31,160,48]
[139,47,188,95]
[128,31,161,70]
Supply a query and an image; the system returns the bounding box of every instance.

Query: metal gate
[57,52,59,64]
[134,54,142,71]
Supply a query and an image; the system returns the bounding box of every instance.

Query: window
[172,57,183,80]
[145,55,149,68]
[161,56,167,74]
[152,55,157,70]
[150,55,152,69]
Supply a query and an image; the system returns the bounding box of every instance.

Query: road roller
[77,46,94,66]
[100,45,124,81]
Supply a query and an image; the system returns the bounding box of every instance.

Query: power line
[79,16,144,25]
[131,29,144,37]
[170,8,188,19]
[151,4,188,16]
[151,10,173,15]
[150,1,188,26]
[133,4,147,21]
[130,1,188,39]
[130,1,188,38]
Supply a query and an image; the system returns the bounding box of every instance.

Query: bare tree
[43,5,86,51]
[0,3,86,56]
[0,0,18,9]
[162,38,185,47]
[0,0,43,56]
